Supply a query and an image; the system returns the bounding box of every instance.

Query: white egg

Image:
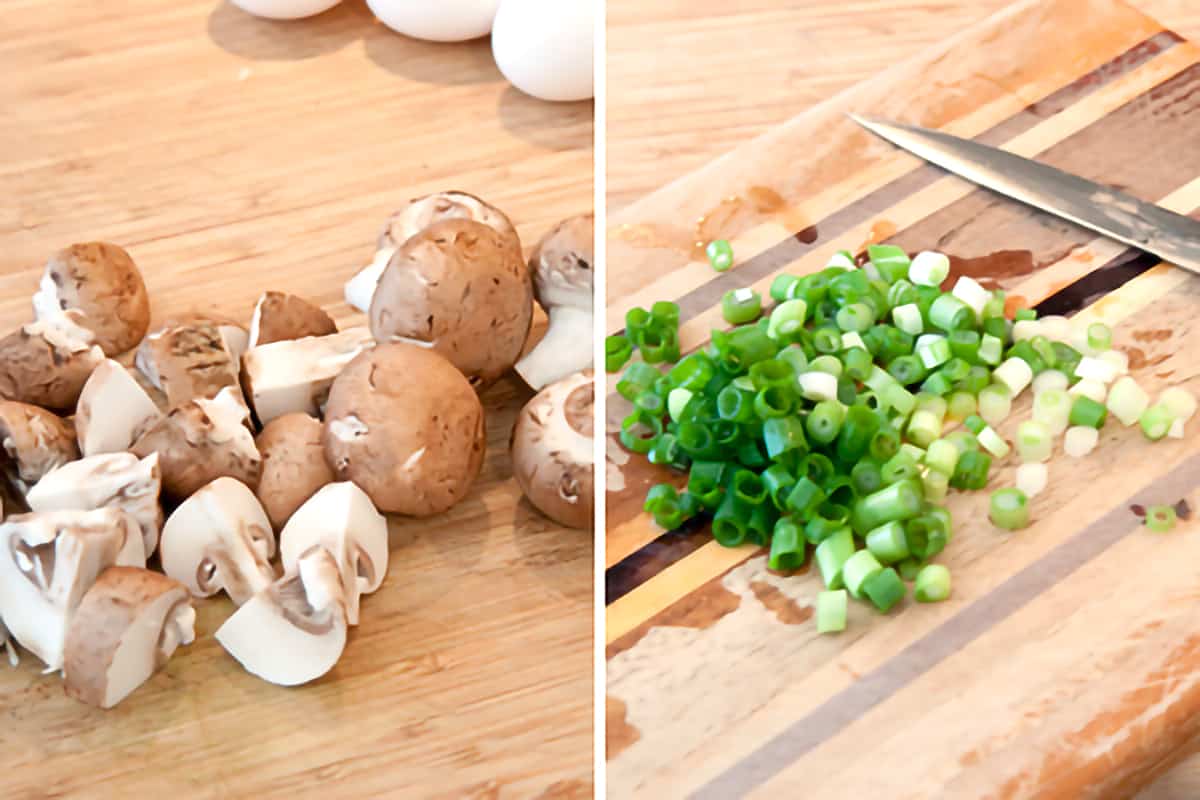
[230,0,342,20]
[492,0,593,103]
[366,0,500,42]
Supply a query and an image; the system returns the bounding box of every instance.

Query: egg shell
[366,0,500,42]
[492,0,594,103]
[230,0,342,20]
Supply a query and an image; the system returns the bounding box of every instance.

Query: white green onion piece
[1107,376,1149,426]
[978,334,1004,366]
[1032,388,1071,435]
[917,337,952,369]
[908,251,950,287]
[732,375,756,391]
[892,303,924,335]
[978,383,1013,426]
[1159,387,1197,424]
[1012,319,1041,342]
[798,371,840,402]
[1075,356,1118,385]
[826,251,857,271]
[1098,348,1129,376]
[1037,315,1072,343]
[951,276,990,316]
[1016,420,1052,463]
[1168,419,1186,439]
[1063,425,1099,458]
[1015,462,1048,498]
[668,388,693,422]
[1140,403,1174,441]
[899,442,926,463]
[862,261,882,281]
[913,564,951,603]
[768,299,809,340]
[1086,321,1112,351]
[864,365,897,393]
[816,589,848,633]
[842,550,884,600]
[841,331,868,352]
[994,357,1033,397]
[977,425,1010,459]
[1068,378,1108,404]
[1032,369,1069,395]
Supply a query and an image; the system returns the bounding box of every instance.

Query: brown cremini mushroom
[63,566,195,709]
[32,242,151,356]
[510,370,594,529]
[255,413,334,531]
[344,191,521,313]
[0,311,105,412]
[369,219,533,389]
[0,400,79,494]
[135,321,245,410]
[323,343,485,516]
[247,291,337,349]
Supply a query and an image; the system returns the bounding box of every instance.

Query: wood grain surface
[605,0,1200,797]
[0,2,593,798]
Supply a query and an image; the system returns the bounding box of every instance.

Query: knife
[848,114,1200,275]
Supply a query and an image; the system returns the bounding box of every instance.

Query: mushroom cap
[159,477,277,604]
[247,291,337,349]
[0,312,105,412]
[323,343,485,516]
[377,191,521,256]
[529,213,594,311]
[131,389,261,500]
[0,400,79,491]
[63,566,194,709]
[255,413,334,531]
[140,313,249,366]
[35,243,150,356]
[369,219,533,389]
[510,369,594,529]
[136,322,244,410]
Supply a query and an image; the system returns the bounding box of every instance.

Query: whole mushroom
[369,219,533,389]
[515,214,594,390]
[510,370,594,529]
[0,400,79,494]
[32,242,151,356]
[0,311,105,411]
[344,191,520,313]
[255,413,334,531]
[247,291,337,349]
[323,343,485,516]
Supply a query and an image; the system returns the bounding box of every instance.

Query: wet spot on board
[945,250,1036,289]
[1132,328,1173,343]
[1122,346,1170,371]
[749,580,814,625]
[607,696,641,760]
[606,574,744,658]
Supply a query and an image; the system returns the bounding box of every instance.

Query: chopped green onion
[989,488,1030,530]
[1086,322,1112,352]
[706,239,734,272]
[851,479,924,533]
[1099,348,1129,375]
[1063,426,1098,458]
[978,383,1012,427]
[908,251,949,287]
[768,518,806,571]
[929,294,972,332]
[798,371,839,402]
[1013,308,1038,322]
[1015,462,1048,497]
[722,287,762,325]
[945,391,977,422]
[826,251,857,271]
[766,298,808,341]
[906,409,942,448]
[667,388,694,422]
[1032,369,1069,395]
[976,426,1010,459]
[815,527,855,589]
[606,335,633,372]
[1069,378,1107,404]
[1033,388,1071,435]
[862,567,907,613]
[842,549,884,599]
[951,276,990,317]
[950,450,991,490]
[1159,387,1197,423]
[892,303,924,335]
[1107,376,1149,426]
[994,357,1033,397]
[913,564,951,603]
[807,400,847,445]
[924,438,960,476]
[866,520,910,564]
[1140,403,1174,441]
[1075,356,1118,385]
[978,334,1004,366]
[816,589,848,633]
[1016,420,1052,463]
[1145,505,1177,533]
[1068,395,1107,429]
[917,336,952,369]
[836,302,875,333]
[922,466,949,505]
[809,355,843,377]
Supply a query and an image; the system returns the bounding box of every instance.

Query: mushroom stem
[515,306,593,391]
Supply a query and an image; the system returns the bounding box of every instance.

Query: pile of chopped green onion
[610,245,1196,634]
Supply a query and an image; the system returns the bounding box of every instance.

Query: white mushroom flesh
[515,305,593,391]
[75,359,163,456]
[241,327,374,425]
[99,593,194,708]
[24,311,99,356]
[27,452,162,558]
[31,272,61,320]
[343,247,396,314]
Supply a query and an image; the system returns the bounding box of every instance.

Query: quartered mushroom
[32,242,151,356]
[0,400,79,494]
[135,321,245,410]
[323,343,485,516]
[255,413,334,531]
[344,191,520,313]
[369,219,533,389]
[240,326,374,426]
[0,509,134,671]
[279,482,388,625]
[215,546,347,686]
[145,312,249,365]
[246,291,337,349]
[131,386,261,500]
[510,369,594,529]
[74,359,163,456]
[0,311,105,412]
[515,214,594,390]
[27,452,163,558]
[63,567,194,709]
[159,477,277,605]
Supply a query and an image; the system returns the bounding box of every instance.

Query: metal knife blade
[848,114,1200,275]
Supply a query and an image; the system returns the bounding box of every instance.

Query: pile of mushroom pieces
[0,191,594,709]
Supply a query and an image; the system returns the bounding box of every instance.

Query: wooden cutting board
[605,1,1200,797]
[0,2,592,798]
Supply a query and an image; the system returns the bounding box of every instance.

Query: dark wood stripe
[692,450,1200,800]
[1034,249,1160,316]
[606,519,713,604]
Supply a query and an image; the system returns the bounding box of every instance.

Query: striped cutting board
[605,1,1200,797]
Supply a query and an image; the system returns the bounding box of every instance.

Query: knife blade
[848,114,1200,275]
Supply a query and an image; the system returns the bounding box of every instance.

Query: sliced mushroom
[0,311,105,412]
[159,476,277,605]
[215,546,347,686]
[32,243,151,356]
[515,214,594,390]
[27,452,163,558]
[368,219,533,389]
[510,370,594,529]
[247,291,337,349]
[134,321,246,410]
[0,400,79,494]
[139,313,249,367]
[75,359,163,456]
[240,327,374,426]
[279,482,388,625]
[344,191,521,313]
[0,509,132,671]
[323,343,485,516]
[255,413,334,531]
[131,386,261,500]
[63,567,194,709]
